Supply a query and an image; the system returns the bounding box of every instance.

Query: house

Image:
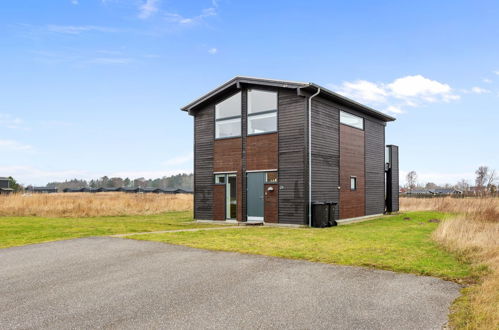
[27,186,58,193]
[101,187,123,192]
[181,76,399,225]
[143,187,162,193]
[430,188,463,195]
[0,177,14,195]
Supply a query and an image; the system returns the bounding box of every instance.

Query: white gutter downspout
[308,87,321,227]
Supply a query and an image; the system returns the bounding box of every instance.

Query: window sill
[247,131,278,137]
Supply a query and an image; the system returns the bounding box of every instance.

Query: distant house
[0,177,14,195]
[405,189,431,195]
[175,188,193,194]
[143,187,162,193]
[63,187,86,193]
[27,187,58,193]
[101,187,123,192]
[430,188,463,195]
[123,187,140,193]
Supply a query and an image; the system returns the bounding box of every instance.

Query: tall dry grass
[0,192,193,217]
[401,197,499,329]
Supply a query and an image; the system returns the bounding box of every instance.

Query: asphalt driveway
[0,237,460,329]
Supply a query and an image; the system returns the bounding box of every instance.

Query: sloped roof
[181,76,395,122]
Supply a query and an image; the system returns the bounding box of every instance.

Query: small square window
[215,174,226,184]
[350,176,357,191]
[266,172,278,183]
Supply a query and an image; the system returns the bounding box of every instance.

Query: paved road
[0,237,460,329]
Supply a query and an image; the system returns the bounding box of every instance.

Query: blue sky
[1,0,498,186]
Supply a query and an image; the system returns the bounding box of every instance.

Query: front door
[247,172,265,221]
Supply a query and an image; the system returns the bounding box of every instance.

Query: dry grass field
[401,197,499,330]
[0,192,193,217]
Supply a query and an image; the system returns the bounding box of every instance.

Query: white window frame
[247,89,277,136]
[215,92,241,139]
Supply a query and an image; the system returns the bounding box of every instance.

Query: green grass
[132,211,472,282]
[0,211,217,249]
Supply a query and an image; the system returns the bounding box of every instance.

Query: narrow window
[247,89,277,135]
[340,111,364,130]
[215,92,241,139]
[350,176,357,191]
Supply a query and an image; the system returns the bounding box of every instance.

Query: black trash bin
[325,201,338,227]
[311,202,328,228]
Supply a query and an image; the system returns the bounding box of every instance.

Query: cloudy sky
[1,0,498,186]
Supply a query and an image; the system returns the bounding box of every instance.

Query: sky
[1,0,498,186]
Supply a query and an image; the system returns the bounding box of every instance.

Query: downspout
[308,87,321,227]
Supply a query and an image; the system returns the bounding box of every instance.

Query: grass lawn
[132,211,473,282]
[0,211,217,249]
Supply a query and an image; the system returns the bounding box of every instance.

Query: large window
[340,111,364,130]
[215,92,241,138]
[247,89,277,135]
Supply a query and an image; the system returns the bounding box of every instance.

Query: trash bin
[311,202,328,228]
[325,201,338,227]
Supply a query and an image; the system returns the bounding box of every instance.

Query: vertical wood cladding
[388,145,400,212]
[213,137,243,221]
[264,183,279,223]
[213,185,226,220]
[194,104,214,220]
[278,89,307,224]
[311,97,340,220]
[339,124,365,219]
[246,133,278,170]
[365,119,386,216]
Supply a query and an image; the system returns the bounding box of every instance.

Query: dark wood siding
[388,145,400,212]
[365,119,385,216]
[193,104,214,220]
[278,89,306,224]
[339,125,365,219]
[311,97,340,220]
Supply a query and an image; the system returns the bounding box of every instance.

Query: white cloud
[162,153,193,166]
[483,78,492,83]
[470,86,491,94]
[387,75,457,103]
[138,0,159,19]
[494,70,499,75]
[334,74,460,116]
[47,25,118,34]
[165,7,217,25]
[0,113,27,130]
[385,105,404,114]
[336,80,387,103]
[70,0,79,5]
[88,57,133,64]
[0,140,33,151]
[208,47,218,54]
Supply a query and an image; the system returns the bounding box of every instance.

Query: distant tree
[475,166,497,194]
[425,182,438,190]
[8,177,22,192]
[123,177,131,187]
[406,171,417,191]
[455,179,470,192]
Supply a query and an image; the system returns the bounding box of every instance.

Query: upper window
[215,92,241,139]
[247,89,277,135]
[340,111,364,130]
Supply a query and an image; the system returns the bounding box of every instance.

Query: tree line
[404,166,498,194]
[18,173,192,192]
